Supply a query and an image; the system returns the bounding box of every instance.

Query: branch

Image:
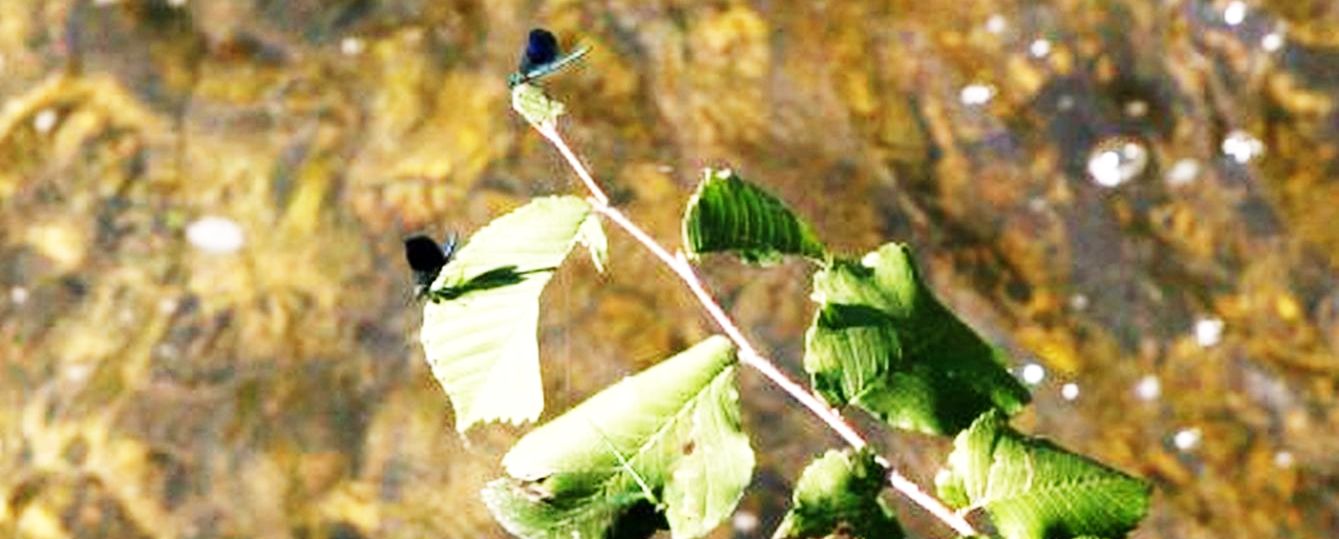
[529,120,979,537]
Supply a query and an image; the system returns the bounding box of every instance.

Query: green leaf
[512,83,566,128]
[935,411,1152,539]
[682,168,827,265]
[804,243,1030,435]
[773,449,903,539]
[419,196,603,432]
[483,336,754,539]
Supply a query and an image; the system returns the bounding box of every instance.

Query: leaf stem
[532,122,978,538]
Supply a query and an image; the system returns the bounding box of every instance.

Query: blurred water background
[2,1,1337,537]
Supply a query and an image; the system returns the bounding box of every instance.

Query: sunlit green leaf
[512,82,566,128]
[804,243,1030,435]
[483,336,753,539]
[419,196,602,432]
[936,411,1151,539]
[773,449,903,539]
[682,168,827,265]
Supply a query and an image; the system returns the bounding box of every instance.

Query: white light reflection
[1166,158,1201,186]
[1195,317,1225,348]
[1029,39,1052,58]
[341,37,366,56]
[1087,138,1149,187]
[33,109,58,133]
[1222,129,1265,164]
[1061,382,1080,401]
[1261,32,1285,52]
[1224,1,1247,27]
[960,83,996,106]
[1135,375,1161,401]
[732,511,759,534]
[1021,363,1046,385]
[186,216,246,254]
[1173,428,1201,451]
[10,287,29,305]
[986,15,1008,34]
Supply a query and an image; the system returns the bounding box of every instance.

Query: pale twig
[531,121,978,538]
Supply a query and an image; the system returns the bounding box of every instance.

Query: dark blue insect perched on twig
[403,233,457,299]
[507,28,590,88]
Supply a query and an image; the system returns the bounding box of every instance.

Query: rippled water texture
[2,1,1337,538]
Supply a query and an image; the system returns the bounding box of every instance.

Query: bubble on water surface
[33,109,58,133]
[1222,130,1264,164]
[1021,362,1046,385]
[1173,428,1202,451]
[986,14,1008,35]
[1029,38,1052,58]
[187,216,246,254]
[1135,375,1161,401]
[1223,1,1247,26]
[960,83,996,106]
[341,37,365,56]
[10,287,29,305]
[1195,317,1225,347]
[1166,158,1202,186]
[1087,138,1148,187]
[732,512,759,534]
[1261,32,1285,52]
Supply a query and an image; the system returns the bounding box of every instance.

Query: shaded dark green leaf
[773,449,903,539]
[682,168,827,265]
[804,243,1030,435]
[936,411,1152,539]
